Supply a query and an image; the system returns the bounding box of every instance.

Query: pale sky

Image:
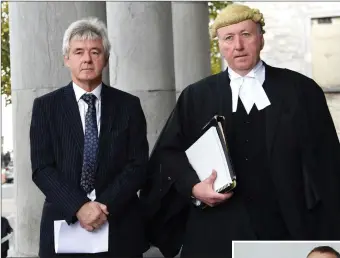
[1,95,13,152]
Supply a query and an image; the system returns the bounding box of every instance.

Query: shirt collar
[228,60,264,80]
[72,82,102,102]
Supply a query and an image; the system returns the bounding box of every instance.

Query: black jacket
[30,83,149,257]
[140,64,340,257]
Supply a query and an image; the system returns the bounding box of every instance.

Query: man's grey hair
[62,17,111,59]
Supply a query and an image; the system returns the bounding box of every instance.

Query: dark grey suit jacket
[30,82,149,257]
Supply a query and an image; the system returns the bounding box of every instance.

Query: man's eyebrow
[221,32,235,37]
[73,48,84,52]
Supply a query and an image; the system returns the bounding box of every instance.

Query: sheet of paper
[54,189,108,253]
[54,220,108,253]
[185,126,232,191]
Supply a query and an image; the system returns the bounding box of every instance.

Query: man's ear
[105,55,110,67]
[64,55,70,67]
[260,36,265,50]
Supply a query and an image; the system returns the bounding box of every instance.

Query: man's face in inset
[308,251,338,258]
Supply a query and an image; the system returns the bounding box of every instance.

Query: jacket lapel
[263,63,284,161]
[217,69,233,138]
[95,84,115,189]
[97,83,114,156]
[61,83,84,157]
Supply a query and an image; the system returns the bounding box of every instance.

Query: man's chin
[234,62,255,71]
[79,75,99,81]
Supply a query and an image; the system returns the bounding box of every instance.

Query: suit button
[245,157,248,161]
[167,177,172,181]
[245,139,249,143]
[245,121,250,124]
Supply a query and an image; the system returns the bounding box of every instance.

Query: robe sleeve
[156,86,201,199]
[299,77,340,198]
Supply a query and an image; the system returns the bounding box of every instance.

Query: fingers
[90,211,108,230]
[77,202,109,232]
[90,202,107,219]
[211,191,234,201]
[205,192,234,207]
[82,218,106,232]
[97,212,108,226]
[92,222,100,230]
[86,225,94,232]
[98,203,109,215]
[80,222,94,232]
[78,202,108,230]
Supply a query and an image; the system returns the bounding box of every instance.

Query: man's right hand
[192,170,233,207]
[76,201,109,231]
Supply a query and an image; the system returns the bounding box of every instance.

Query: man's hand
[192,170,233,207]
[76,201,109,231]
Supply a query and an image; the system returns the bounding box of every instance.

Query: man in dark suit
[140,3,340,258]
[30,17,149,258]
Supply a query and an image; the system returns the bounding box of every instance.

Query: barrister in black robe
[139,3,340,258]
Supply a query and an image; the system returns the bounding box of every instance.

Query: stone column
[172,2,211,99]
[106,2,176,150]
[9,2,107,256]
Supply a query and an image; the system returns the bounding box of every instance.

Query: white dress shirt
[228,60,271,114]
[72,82,102,137]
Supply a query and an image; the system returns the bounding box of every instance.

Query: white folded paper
[54,189,109,253]
[54,220,108,253]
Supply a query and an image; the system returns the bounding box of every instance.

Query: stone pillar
[106,2,176,150]
[9,2,107,256]
[172,2,211,99]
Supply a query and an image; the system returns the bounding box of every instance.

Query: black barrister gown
[140,63,340,258]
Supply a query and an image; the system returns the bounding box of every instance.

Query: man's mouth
[234,55,247,58]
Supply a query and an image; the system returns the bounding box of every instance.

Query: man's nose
[234,36,244,51]
[82,51,92,62]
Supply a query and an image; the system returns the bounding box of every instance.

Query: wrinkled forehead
[217,19,259,36]
[69,38,104,49]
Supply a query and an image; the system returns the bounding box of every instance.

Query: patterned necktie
[80,93,98,193]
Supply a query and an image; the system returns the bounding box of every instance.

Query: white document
[54,220,108,253]
[185,126,232,191]
[54,189,109,253]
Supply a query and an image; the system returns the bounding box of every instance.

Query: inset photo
[233,241,340,258]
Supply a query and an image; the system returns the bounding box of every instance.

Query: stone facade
[244,1,340,138]
[8,2,210,256]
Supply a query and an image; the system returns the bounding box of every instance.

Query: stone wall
[244,1,340,138]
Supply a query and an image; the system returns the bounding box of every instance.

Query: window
[311,16,340,92]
